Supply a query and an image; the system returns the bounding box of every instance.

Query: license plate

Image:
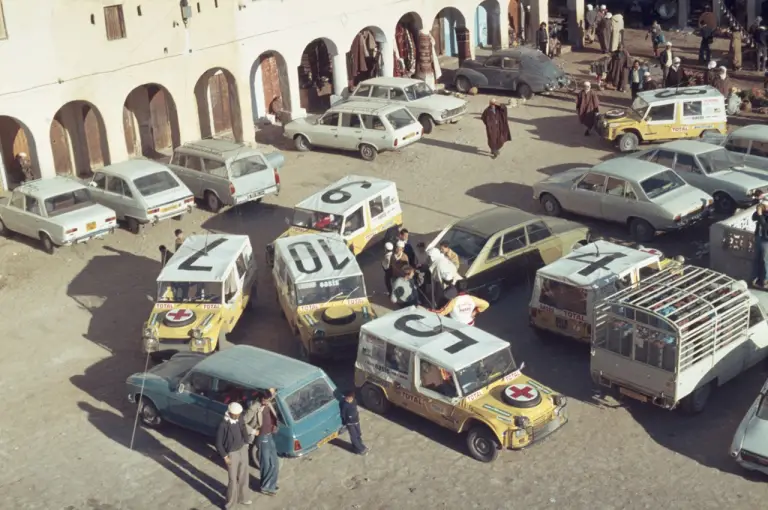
[619,387,648,403]
[86,222,96,232]
[403,133,416,140]
[160,204,180,213]
[317,431,339,446]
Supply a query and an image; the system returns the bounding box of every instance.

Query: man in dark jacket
[215,403,252,508]
[537,22,548,53]
[753,202,768,288]
[699,23,715,63]
[340,390,369,455]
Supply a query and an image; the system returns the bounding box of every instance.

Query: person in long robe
[711,66,731,95]
[607,44,631,92]
[585,5,598,44]
[665,57,688,87]
[576,82,600,136]
[610,14,624,51]
[703,60,717,85]
[730,30,743,71]
[480,98,511,159]
[597,14,611,53]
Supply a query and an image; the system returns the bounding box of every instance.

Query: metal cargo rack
[595,265,751,371]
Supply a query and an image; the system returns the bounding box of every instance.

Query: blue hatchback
[126,345,344,465]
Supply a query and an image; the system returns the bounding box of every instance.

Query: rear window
[284,377,335,422]
[385,108,417,130]
[230,156,267,178]
[640,170,685,199]
[134,171,180,197]
[440,228,488,266]
[539,278,587,316]
[44,189,95,217]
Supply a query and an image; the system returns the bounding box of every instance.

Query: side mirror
[88,181,97,188]
[177,383,186,394]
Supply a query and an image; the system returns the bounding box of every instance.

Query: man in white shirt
[432,280,489,326]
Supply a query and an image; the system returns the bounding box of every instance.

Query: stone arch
[49,101,110,178]
[347,26,390,87]
[431,7,468,58]
[0,116,38,190]
[394,13,424,77]
[476,0,502,49]
[194,67,243,142]
[297,37,342,113]
[122,83,181,159]
[251,50,292,123]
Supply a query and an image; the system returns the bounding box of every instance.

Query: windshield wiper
[322,286,360,306]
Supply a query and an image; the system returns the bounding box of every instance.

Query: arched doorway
[476,0,502,49]
[297,37,340,113]
[123,83,180,159]
[194,68,243,142]
[347,26,388,87]
[251,51,292,122]
[432,7,468,58]
[0,116,37,190]
[508,0,521,45]
[49,101,110,177]
[394,13,423,77]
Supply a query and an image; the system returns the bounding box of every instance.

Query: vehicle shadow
[418,137,490,157]
[465,182,539,213]
[254,124,292,151]
[515,115,617,148]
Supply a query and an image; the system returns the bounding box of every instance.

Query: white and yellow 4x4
[142,234,257,360]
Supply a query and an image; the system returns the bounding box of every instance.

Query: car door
[178,154,205,197]
[168,370,215,433]
[601,177,639,222]
[644,103,676,138]
[568,172,607,218]
[2,191,26,233]
[88,171,109,205]
[480,56,503,88]
[360,114,389,149]
[313,112,341,147]
[200,157,230,203]
[105,176,133,219]
[338,113,364,150]
[671,152,709,192]
[724,136,752,166]
[525,221,561,270]
[500,57,522,90]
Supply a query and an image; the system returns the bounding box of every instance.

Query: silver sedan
[730,376,768,476]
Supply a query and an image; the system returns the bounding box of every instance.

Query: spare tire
[605,109,625,119]
[322,306,357,326]
[501,383,543,409]
[163,308,197,328]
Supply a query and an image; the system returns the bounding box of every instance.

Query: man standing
[660,42,674,85]
[536,22,548,54]
[480,98,511,159]
[647,20,664,56]
[629,60,644,99]
[382,242,394,294]
[752,202,768,289]
[341,390,369,455]
[703,60,717,85]
[244,390,280,496]
[174,229,185,251]
[712,66,731,96]
[398,228,416,266]
[576,81,600,136]
[438,241,460,269]
[758,24,768,72]
[215,403,252,508]
[432,280,490,325]
[607,43,631,92]
[389,241,410,280]
[664,57,687,87]
[597,12,611,53]
[585,5,598,44]
[699,21,715,64]
[16,152,34,183]
[159,245,173,267]
[391,265,419,308]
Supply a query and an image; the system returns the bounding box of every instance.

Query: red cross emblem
[505,384,537,401]
[166,308,193,322]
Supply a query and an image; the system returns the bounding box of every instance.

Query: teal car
[126,345,344,465]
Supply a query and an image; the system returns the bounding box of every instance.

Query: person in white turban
[216,402,252,507]
[585,4,598,44]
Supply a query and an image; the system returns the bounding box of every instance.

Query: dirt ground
[3,29,768,510]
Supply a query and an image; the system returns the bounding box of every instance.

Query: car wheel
[126,217,141,235]
[629,218,655,243]
[359,144,377,162]
[466,425,500,463]
[700,129,719,139]
[0,218,12,237]
[517,83,533,100]
[360,383,390,414]
[205,191,223,213]
[455,76,472,93]
[714,192,737,216]
[139,397,163,428]
[419,115,434,135]
[40,232,55,254]
[681,382,713,415]
[618,132,639,152]
[294,134,311,152]
[540,193,562,216]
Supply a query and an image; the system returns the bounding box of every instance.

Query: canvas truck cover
[273,232,363,284]
[295,175,397,217]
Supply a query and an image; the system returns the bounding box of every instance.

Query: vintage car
[127,345,344,467]
[0,176,117,254]
[453,47,574,99]
[349,77,467,134]
[267,175,402,261]
[354,306,568,462]
[84,159,195,234]
[168,138,283,212]
[730,375,768,476]
[533,159,714,242]
[426,207,590,302]
[720,124,768,172]
[283,101,423,161]
[142,234,257,360]
[596,85,727,152]
[630,140,768,214]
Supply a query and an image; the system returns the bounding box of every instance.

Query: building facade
[0,0,520,190]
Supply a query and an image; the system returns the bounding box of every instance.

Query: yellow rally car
[272,232,377,360]
[142,234,257,360]
[354,306,567,462]
[266,175,402,266]
[597,85,727,153]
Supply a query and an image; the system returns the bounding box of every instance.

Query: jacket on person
[391,276,418,305]
[537,27,548,44]
[243,400,278,438]
[435,293,490,325]
[660,49,674,67]
[754,211,768,241]
[215,416,248,458]
[340,399,360,425]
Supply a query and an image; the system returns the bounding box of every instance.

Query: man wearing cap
[660,41,674,85]
[597,11,611,53]
[703,60,717,85]
[643,72,659,90]
[585,5,598,44]
[576,81,600,136]
[215,402,252,508]
[665,57,686,87]
[480,98,511,159]
[390,240,410,281]
[244,389,280,496]
[382,242,394,294]
[712,66,731,96]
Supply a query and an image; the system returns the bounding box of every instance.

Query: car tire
[294,134,311,152]
[205,191,223,213]
[455,76,472,93]
[40,232,55,254]
[714,192,737,216]
[360,383,390,415]
[629,218,655,243]
[139,397,163,428]
[681,381,713,415]
[419,115,434,135]
[540,193,562,216]
[126,217,141,235]
[359,144,377,162]
[0,218,12,237]
[517,83,533,100]
[466,424,501,463]
[700,129,719,139]
[618,132,639,152]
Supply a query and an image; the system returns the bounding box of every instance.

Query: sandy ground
[2,30,768,510]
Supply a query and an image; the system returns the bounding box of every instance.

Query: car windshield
[157,281,223,303]
[230,156,267,178]
[456,347,517,396]
[283,377,336,422]
[640,170,686,199]
[133,171,179,197]
[386,108,417,130]
[697,148,738,174]
[44,189,95,217]
[440,228,488,267]
[631,97,649,117]
[404,82,434,100]
[296,275,365,306]
[758,393,768,420]
[147,353,202,383]
[291,208,342,234]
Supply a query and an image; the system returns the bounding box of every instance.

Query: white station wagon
[86,159,195,234]
[0,176,117,254]
[349,77,468,134]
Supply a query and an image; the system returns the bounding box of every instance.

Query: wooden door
[83,105,104,170]
[431,17,444,55]
[123,105,139,157]
[209,73,233,136]
[260,54,282,115]
[0,117,31,178]
[50,116,73,176]
[149,86,171,151]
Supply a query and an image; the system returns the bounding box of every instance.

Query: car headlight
[193,337,209,348]
[190,328,202,339]
[143,337,158,350]
[314,329,325,338]
[513,415,531,428]
[143,327,156,339]
[552,394,567,407]
[513,429,526,438]
[441,109,448,119]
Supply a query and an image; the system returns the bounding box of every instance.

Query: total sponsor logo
[670,127,689,133]
[538,304,586,322]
